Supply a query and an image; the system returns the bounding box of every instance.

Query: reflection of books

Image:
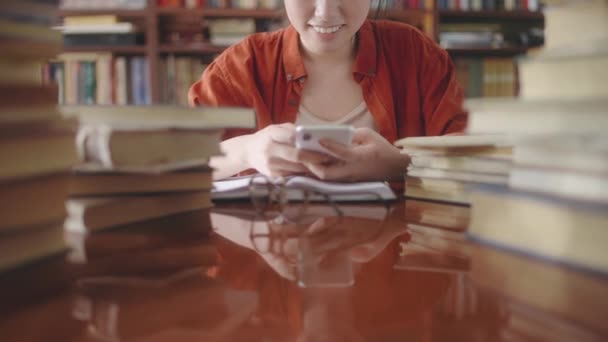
[471,243,608,337]
[0,222,66,272]
[65,209,212,264]
[499,300,604,342]
[212,175,396,202]
[395,244,471,274]
[395,221,471,274]
[404,196,471,230]
[73,274,259,341]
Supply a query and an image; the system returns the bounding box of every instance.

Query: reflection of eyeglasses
[247,174,392,264]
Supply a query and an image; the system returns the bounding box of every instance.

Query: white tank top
[295,101,378,131]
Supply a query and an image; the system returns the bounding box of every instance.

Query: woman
[189,0,467,181]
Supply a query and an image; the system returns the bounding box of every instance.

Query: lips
[310,25,343,34]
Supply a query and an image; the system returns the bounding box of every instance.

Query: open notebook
[212,175,396,202]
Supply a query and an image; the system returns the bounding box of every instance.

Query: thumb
[269,124,296,145]
[352,127,375,145]
[318,138,354,160]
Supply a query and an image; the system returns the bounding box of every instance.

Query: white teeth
[312,25,341,34]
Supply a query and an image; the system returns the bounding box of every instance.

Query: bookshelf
[53,0,544,104]
[436,5,544,97]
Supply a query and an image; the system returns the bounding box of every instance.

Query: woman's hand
[245,123,328,178]
[301,127,410,182]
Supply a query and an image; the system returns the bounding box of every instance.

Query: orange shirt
[189,20,467,142]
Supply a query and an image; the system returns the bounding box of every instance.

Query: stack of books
[465,0,608,274]
[57,15,144,49]
[395,135,512,205]
[208,19,256,46]
[0,0,78,272]
[62,105,255,233]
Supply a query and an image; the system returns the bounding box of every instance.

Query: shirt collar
[282,20,378,81]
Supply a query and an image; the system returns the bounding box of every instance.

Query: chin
[306,38,352,55]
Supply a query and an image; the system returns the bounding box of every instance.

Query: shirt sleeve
[188,46,256,140]
[417,35,468,136]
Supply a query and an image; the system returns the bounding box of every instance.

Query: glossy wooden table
[1,199,607,341]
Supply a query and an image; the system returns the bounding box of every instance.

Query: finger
[305,161,352,181]
[352,127,374,144]
[271,142,304,163]
[318,138,355,160]
[269,158,308,174]
[295,148,335,164]
[270,124,296,145]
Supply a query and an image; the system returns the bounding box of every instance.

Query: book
[407,167,509,185]
[0,105,61,125]
[404,176,471,205]
[0,122,78,181]
[0,173,69,232]
[0,58,43,85]
[509,166,608,203]
[0,84,58,108]
[63,33,142,47]
[512,136,608,174]
[395,134,512,151]
[410,155,511,175]
[65,191,213,232]
[61,105,257,130]
[69,168,213,196]
[0,18,62,43]
[0,38,62,60]
[468,185,608,275]
[543,0,608,50]
[0,221,66,272]
[465,98,608,135]
[519,51,608,100]
[211,175,397,202]
[75,126,221,172]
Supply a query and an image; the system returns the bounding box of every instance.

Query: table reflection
[209,202,454,340]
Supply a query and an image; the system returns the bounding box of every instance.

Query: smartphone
[295,125,355,157]
[296,240,355,288]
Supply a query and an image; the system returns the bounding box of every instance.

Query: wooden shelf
[156,7,284,19]
[159,44,225,54]
[58,9,149,17]
[63,45,147,54]
[439,10,544,20]
[446,46,529,55]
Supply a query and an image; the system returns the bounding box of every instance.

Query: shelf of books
[47,0,544,104]
[436,0,543,98]
[438,10,544,20]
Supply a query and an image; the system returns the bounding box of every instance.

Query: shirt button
[288,98,297,106]
[286,74,293,81]
[368,68,376,74]
[299,78,306,84]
